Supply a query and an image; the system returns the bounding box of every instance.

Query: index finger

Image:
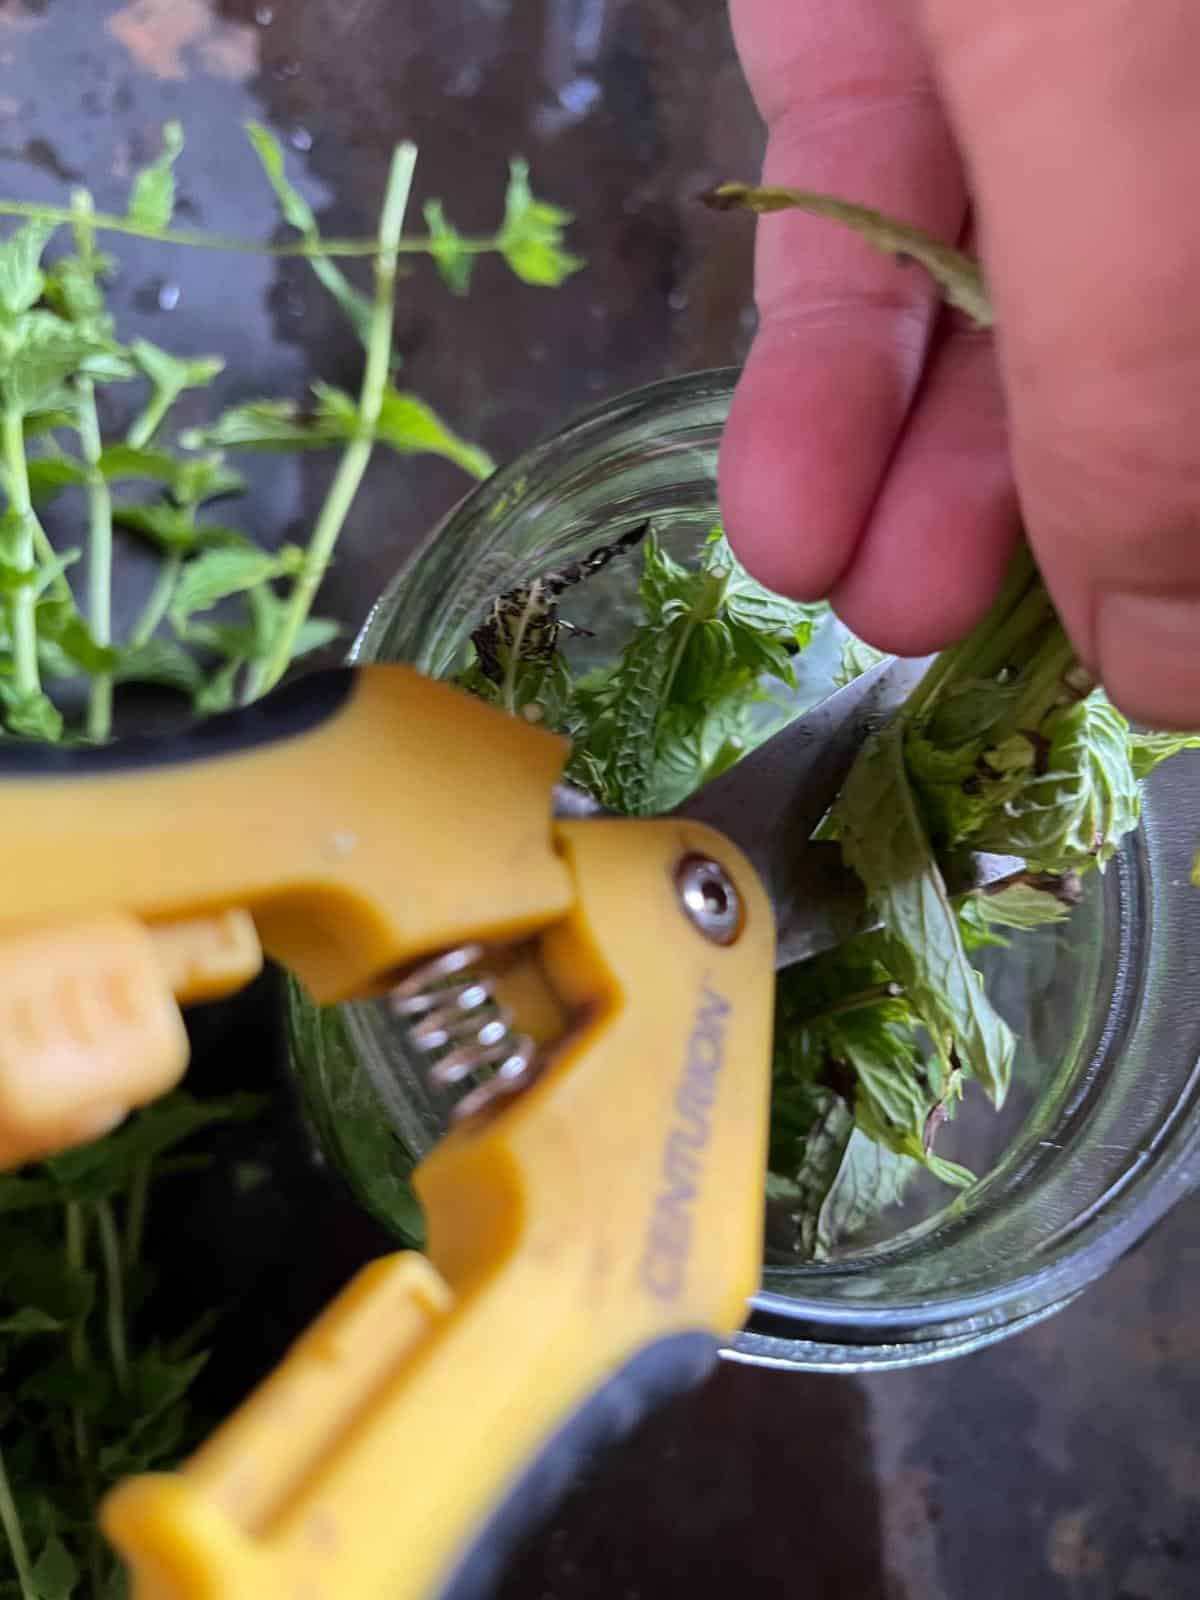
[720,0,967,597]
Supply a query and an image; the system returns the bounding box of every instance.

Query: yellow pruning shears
[0,657,1012,1598]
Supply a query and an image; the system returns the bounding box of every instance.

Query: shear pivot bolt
[675,855,742,945]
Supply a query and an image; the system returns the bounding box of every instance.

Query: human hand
[720,0,1200,727]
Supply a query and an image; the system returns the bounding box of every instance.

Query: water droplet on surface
[557,75,600,118]
[588,301,608,322]
[254,4,274,22]
[157,281,181,311]
[289,126,313,152]
[273,61,301,80]
[667,288,689,312]
[447,62,482,97]
[527,340,548,364]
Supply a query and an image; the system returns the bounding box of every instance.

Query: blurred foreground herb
[0,120,578,1597]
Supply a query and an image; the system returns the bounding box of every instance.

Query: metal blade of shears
[669,656,1022,968]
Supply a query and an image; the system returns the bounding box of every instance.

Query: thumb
[922,0,1200,727]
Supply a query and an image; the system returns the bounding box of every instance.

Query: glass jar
[287,368,1200,1371]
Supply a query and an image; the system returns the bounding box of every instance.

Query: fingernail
[1094,591,1200,728]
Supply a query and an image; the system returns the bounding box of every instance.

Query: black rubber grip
[435,1331,719,1600]
[0,667,355,776]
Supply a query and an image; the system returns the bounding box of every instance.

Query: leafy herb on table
[0,122,578,1597]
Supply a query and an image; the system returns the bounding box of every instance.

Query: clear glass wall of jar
[288,369,1200,1371]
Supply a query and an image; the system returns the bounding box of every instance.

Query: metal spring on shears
[388,944,538,1121]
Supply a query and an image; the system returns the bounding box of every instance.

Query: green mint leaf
[835,634,886,687]
[131,341,224,397]
[244,120,374,346]
[0,1307,62,1335]
[819,1128,920,1249]
[498,159,584,287]
[423,198,473,295]
[972,695,1140,872]
[0,220,56,317]
[169,546,302,630]
[597,621,681,814]
[96,444,180,485]
[35,595,119,674]
[24,456,89,503]
[181,398,344,452]
[30,1535,79,1600]
[0,315,106,415]
[43,1091,263,1203]
[833,721,1016,1104]
[0,689,63,742]
[78,349,137,384]
[126,119,184,232]
[974,878,1078,931]
[128,339,223,443]
[111,503,241,553]
[1129,730,1200,781]
[644,696,756,813]
[0,1235,93,1322]
[244,121,317,233]
[193,657,243,713]
[767,1088,856,1259]
[704,183,992,327]
[372,385,495,478]
[113,639,205,696]
[171,454,246,507]
[705,530,824,646]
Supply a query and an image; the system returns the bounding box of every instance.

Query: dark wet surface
[2,2,1200,1595]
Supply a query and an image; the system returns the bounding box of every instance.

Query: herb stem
[254,141,417,697]
[95,1200,129,1395]
[0,197,504,261]
[0,1444,37,1600]
[77,378,114,740]
[796,982,905,1027]
[130,552,182,648]
[124,1157,151,1271]
[2,409,40,700]
[63,1204,91,1469]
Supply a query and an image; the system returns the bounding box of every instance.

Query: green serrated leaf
[126,120,184,232]
[169,546,302,629]
[819,1129,920,1248]
[704,182,992,327]
[373,386,494,477]
[423,198,474,295]
[0,315,106,415]
[0,220,56,317]
[972,695,1139,872]
[833,720,1015,1104]
[497,159,584,287]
